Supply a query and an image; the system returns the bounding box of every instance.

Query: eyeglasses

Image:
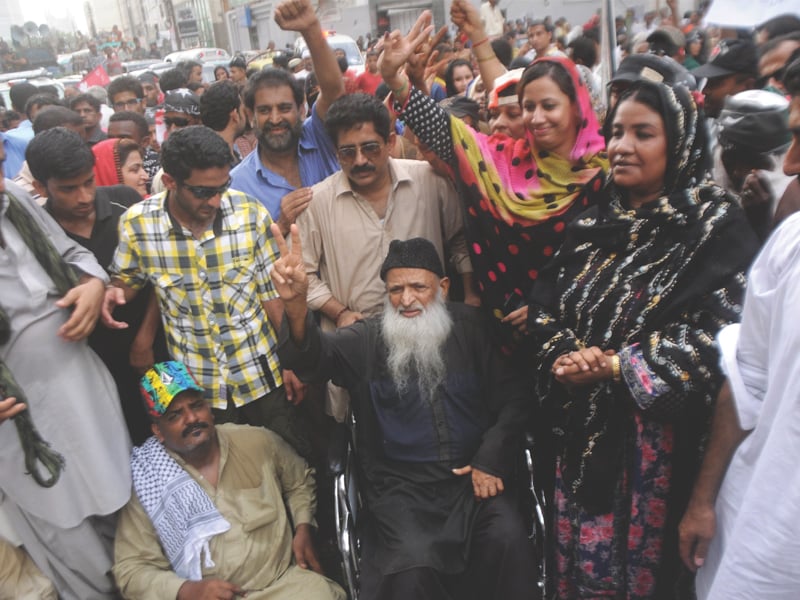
[180,178,232,200]
[164,116,191,128]
[112,98,142,110]
[336,141,383,164]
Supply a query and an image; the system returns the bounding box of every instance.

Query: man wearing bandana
[113,361,345,600]
[149,89,203,196]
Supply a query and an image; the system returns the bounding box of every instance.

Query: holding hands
[553,347,617,387]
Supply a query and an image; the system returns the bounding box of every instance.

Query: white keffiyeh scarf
[130,437,231,580]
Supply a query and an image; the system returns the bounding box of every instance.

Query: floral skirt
[554,414,678,599]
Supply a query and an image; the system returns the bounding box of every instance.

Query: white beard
[380,292,454,398]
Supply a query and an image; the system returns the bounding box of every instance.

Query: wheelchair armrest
[327,421,350,477]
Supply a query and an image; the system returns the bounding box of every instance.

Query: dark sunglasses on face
[180,178,232,200]
[165,116,191,128]
[336,141,383,164]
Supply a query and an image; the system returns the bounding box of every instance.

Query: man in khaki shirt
[112,361,344,600]
[297,93,476,419]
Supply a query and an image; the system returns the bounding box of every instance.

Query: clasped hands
[552,347,617,387]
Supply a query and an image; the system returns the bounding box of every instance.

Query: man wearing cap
[104,125,313,460]
[274,228,535,600]
[714,90,794,239]
[230,0,345,235]
[678,57,800,600]
[113,361,346,600]
[694,39,758,120]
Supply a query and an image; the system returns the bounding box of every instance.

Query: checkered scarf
[130,437,230,580]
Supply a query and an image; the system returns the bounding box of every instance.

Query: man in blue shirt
[231,0,344,235]
[3,82,38,178]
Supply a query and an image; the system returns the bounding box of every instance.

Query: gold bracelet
[391,77,409,97]
[611,355,621,383]
[476,54,495,63]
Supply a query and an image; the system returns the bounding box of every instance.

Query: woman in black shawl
[527,80,759,597]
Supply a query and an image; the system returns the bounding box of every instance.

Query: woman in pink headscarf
[92,137,149,198]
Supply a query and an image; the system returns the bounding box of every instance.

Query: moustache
[263,121,291,134]
[351,164,376,175]
[182,422,209,438]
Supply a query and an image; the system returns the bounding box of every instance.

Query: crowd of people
[1,0,800,598]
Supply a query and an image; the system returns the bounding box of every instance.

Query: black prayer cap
[380,238,444,281]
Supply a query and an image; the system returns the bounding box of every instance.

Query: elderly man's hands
[452,465,505,499]
[56,276,106,340]
[292,523,323,573]
[270,224,308,306]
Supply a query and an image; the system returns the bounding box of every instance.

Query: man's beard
[257,118,302,153]
[381,292,453,399]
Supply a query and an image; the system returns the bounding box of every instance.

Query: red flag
[78,66,111,91]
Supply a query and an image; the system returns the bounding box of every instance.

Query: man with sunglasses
[103,125,314,460]
[294,93,475,421]
[150,89,203,195]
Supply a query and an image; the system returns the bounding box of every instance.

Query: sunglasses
[164,116,191,128]
[112,98,142,110]
[336,141,383,164]
[180,178,232,200]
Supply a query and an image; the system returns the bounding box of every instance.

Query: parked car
[294,32,364,75]
[0,68,65,109]
[164,48,230,63]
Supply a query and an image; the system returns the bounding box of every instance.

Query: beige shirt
[480,1,505,38]
[113,424,342,600]
[299,158,471,317]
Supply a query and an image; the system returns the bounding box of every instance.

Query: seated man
[274,228,536,600]
[112,361,345,600]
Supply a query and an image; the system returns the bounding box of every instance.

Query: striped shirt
[111,189,282,408]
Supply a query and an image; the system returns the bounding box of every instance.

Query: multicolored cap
[140,361,204,418]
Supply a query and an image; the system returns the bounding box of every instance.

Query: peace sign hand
[270,223,308,305]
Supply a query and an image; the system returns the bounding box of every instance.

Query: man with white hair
[274,229,536,600]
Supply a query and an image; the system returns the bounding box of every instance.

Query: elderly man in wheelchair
[273,227,540,600]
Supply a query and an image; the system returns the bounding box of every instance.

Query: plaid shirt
[111,189,282,408]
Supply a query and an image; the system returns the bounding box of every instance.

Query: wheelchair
[326,414,549,600]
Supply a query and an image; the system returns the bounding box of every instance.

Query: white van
[294,32,364,76]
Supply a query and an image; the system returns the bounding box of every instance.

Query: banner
[78,66,110,91]
[704,0,798,28]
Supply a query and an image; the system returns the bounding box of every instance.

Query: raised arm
[450,0,506,92]
[274,0,345,119]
